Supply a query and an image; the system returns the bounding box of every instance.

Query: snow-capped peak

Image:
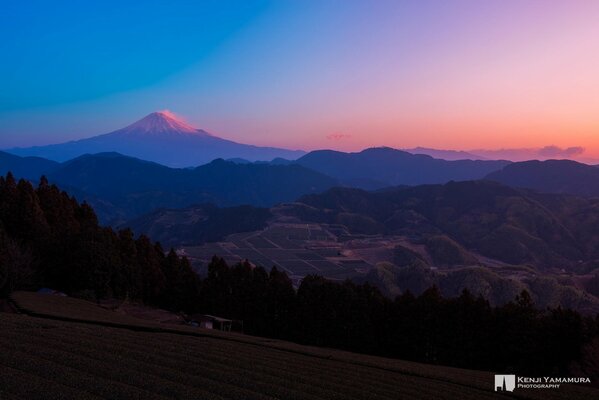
[119,111,203,135]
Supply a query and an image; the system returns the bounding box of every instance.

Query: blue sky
[2,1,599,155]
[1,1,270,110]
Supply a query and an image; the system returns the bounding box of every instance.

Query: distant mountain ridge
[7,111,306,167]
[6,144,599,229]
[403,147,488,160]
[294,147,510,189]
[51,153,339,224]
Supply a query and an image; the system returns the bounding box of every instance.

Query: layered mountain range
[294,147,510,189]
[4,139,599,226]
[0,151,336,224]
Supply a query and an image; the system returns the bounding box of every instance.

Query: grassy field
[1,292,597,400]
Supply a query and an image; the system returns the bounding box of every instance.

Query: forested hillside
[290,181,599,269]
[0,173,198,310]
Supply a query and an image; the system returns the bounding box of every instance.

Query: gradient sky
[2,0,599,157]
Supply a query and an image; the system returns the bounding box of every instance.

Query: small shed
[191,315,214,329]
[189,314,234,332]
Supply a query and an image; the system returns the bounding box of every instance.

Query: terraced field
[181,223,373,280]
[1,293,597,399]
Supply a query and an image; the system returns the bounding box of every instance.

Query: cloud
[537,145,585,157]
[326,132,352,141]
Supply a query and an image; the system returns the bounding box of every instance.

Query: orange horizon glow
[2,1,599,161]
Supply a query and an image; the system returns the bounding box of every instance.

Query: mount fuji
[7,111,305,167]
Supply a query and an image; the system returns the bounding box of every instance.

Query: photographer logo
[494,375,515,392]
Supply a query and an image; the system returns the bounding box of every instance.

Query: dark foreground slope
[2,292,596,400]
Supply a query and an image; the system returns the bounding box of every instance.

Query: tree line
[0,173,597,379]
[200,258,599,378]
[0,173,198,309]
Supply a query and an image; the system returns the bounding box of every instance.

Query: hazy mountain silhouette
[43,152,337,224]
[7,111,305,167]
[485,159,599,197]
[403,147,487,161]
[0,151,60,179]
[295,147,510,189]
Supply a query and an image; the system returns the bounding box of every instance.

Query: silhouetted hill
[50,152,186,196]
[0,151,59,179]
[294,147,510,188]
[125,204,272,247]
[46,153,338,224]
[8,111,305,167]
[485,159,599,196]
